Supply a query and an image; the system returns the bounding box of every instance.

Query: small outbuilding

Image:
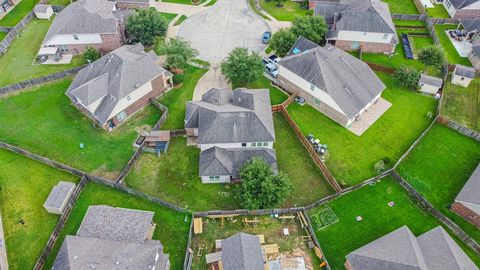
[43,181,76,215]
[34,4,54,20]
[418,74,443,94]
[452,64,476,87]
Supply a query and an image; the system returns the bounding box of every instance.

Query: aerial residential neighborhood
[0,0,479,268]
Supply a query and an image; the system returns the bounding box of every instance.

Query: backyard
[434,24,473,66]
[426,4,450,18]
[382,0,419,14]
[441,76,479,131]
[0,19,83,87]
[42,181,191,269]
[397,124,480,243]
[287,72,438,186]
[0,149,79,270]
[259,0,308,21]
[0,79,161,179]
[308,176,480,270]
[0,0,38,27]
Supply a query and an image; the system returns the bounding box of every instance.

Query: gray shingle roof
[454,64,476,79]
[419,74,443,88]
[448,0,479,10]
[77,205,154,242]
[288,36,319,55]
[221,232,264,270]
[278,41,386,118]
[199,147,278,177]
[185,88,275,144]
[34,4,51,13]
[44,181,76,210]
[455,164,480,209]
[116,0,149,3]
[66,44,167,124]
[472,45,480,57]
[460,18,480,33]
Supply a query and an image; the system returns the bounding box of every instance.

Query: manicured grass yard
[434,24,473,66]
[259,0,308,21]
[0,31,6,42]
[394,20,426,27]
[0,79,161,179]
[47,0,72,5]
[382,0,419,14]
[308,177,480,270]
[162,0,207,5]
[410,36,435,57]
[426,4,450,18]
[287,72,438,186]
[0,19,83,87]
[174,15,188,26]
[441,76,479,131]
[397,124,480,243]
[43,181,191,269]
[0,149,78,270]
[0,0,38,27]
[160,12,179,24]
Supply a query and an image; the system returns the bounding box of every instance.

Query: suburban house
[115,0,150,9]
[456,19,480,69]
[185,88,278,183]
[452,163,480,228]
[312,0,397,54]
[418,74,443,94]
[452,64,476,87]
[38,0,130,63]
[43,181,76,215]
[277,37,387,133]
[52,205,170,269]
[345,225,479,270]
[66,44,173,131]
[33,4,54,20]
[469,45,480,70]
[443,0,480,18]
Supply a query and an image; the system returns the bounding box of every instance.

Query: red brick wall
[451,202,480,228]
[335,40,395,54]
[454,9,480,19]
[345,260,355,270]
[308,1,318,10]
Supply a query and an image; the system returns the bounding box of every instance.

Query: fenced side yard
[433,24,473,66]
[441,76,479,131]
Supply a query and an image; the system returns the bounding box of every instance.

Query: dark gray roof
[199,147,278,177]
[66,44,167,124]
[278,42,386,118]
[77,205,154,242]
[460,18,480,33]
[472,45,480,57]
[185,88,275,144]
[52,236,169,270]
[448,0,479,9]
[116,0,149,3]
[419,74,443,88]
[455,164,480,208]
[288,36,320,55]
[454,64,476,79]
[44,181,76,209]
[34,4,51,13]
[221,233,264,270]
[314,0,395,34]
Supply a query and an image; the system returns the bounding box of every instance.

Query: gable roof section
[278,42,386,118]
[221,232,264,270]
[455,163,480,207]
[449,0,480,10]
[454,64,476,78]
[44,181,76,210]
[419,74,443,88]
[288,36,320,55]
[460,18,480,33]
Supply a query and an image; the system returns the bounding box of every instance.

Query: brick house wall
[344,260,354,270]
[66,32,123,55]
[334,40,395,54]
[451,202,480,228]
[116,1,149,10]
[454,9,480,19]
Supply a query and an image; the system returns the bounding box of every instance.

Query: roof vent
[115,261,120,265]
[135,83,141,88]
[73,256,78,259]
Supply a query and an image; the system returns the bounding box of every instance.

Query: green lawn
[397,124,480,243]
[287,72,438,186]
[0,149,78,270]
[238,76,289,105]
[156,65,207,130]
[0,19,83,87]
[43,181,191,269]
[0,0,38,27]
[0,79,161,179]
[47,0,71,5]
[394,19,426,27]
[160,12,179,24]
[426,4,450,18]
[174,15,188,26]
[308,177,480,270]
[0,31,6,42]
[259,0,308,21]
[161,0,207,5]
[441,76,479,131]
[434,24,473,66]
[383,0,419,14]
[411,36,435,57]
[249,0,270,20]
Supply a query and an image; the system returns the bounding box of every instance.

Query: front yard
[287,72,438,186]
[441,76,479,131]
[308,176,480,270]
[397,124,480,243]
[434,24,473,66]
[0,149,79,270]
[0,79,161,179]
[259,0,308,21]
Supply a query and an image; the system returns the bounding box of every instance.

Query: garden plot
[309,205,338,230]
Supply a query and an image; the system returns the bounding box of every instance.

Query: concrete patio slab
[347,97,392,136]
[444,30,472,57]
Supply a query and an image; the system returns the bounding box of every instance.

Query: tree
[126,8,168,45]
[235,157,292,209]
[418,45,445,67]
[221,48,264,86]
[291,16,327,45]
[394,66,420,90]
[274,0,285,7]
[270,28,297,57]
[157,39,198,69]
[83,47,100,63]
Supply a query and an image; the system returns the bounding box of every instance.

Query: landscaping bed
[441,76,479,131]
[259,0,308,21]
[433,24,472,66]
[0,149,79,270]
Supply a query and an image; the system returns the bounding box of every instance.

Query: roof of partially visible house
[185,88,275,144]
[419,74,443,88]
[221,232,264,270]
[455,164,480,207]
[278,40,386,118]
[116,0,150,3]
[288,36,319,56]
[44,181,76,210]
[448,0,480,10]
[454,64,476,78]
[77,205,154,242]
[460,18,480,33]
[66,44,168,124]
[34,4,52,13]
[199,147,278,177]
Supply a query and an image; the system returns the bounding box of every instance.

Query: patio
[347,98,392,136]
[444,29,473,57]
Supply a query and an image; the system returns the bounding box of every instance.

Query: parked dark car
[268,54,280,63]
[262,31,272,44]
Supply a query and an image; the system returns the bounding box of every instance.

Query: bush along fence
[0,11,35,54]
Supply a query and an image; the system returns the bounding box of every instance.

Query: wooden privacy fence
[150,99,169,131]
[437,116,480,141]
[392,14,427,20]
[183,215,195,270]
[115,143,144,184]
[0,11,35,54]
[365,62,395,74]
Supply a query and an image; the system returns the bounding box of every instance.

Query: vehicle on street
[262,31,272,44]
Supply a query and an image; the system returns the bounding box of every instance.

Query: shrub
[157,39,198,69]
[374,160,385,172]
[394,66,420,90]
[418,45,445,68]
[173,73,184,85]
[82,47,100,64]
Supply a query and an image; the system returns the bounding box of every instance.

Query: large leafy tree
[394,66,420,90]
[221,48,264,86]
[157,39,198,69]
[291,16,327,45]
[235,157,292,209]
[418,45,445,68]
[126,8,168,45]
[270,28,297,57]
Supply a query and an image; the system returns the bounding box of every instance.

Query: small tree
[394,66,420,90]
[270,28,297,57]
[221,48,264,86]
[126,8,168,45]
[236,157,292,209]
[274,0,285,7]
[291,16,327,45]
[157,39,198,70]
[418,45,445,68]
[83,47,100,63]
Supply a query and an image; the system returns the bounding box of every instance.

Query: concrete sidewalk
[153,1,210,16]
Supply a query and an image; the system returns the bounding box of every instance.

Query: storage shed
[34,4,54,20]
[452,64,476,87]
[418,74,443,94]
[144,130,171,153]
[43,181,76,215]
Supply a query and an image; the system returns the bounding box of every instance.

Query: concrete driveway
[177,0,270,63]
